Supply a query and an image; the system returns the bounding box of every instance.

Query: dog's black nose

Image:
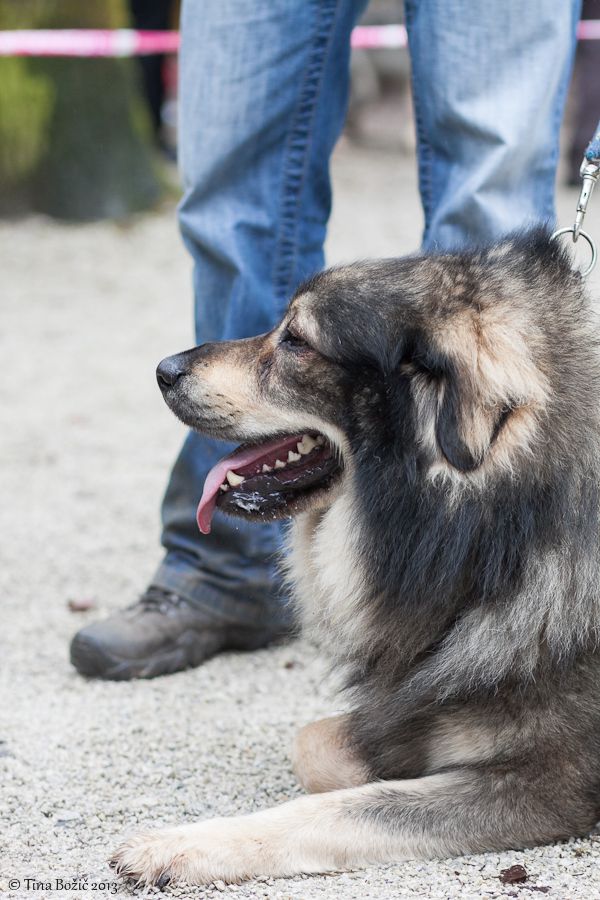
[156,357,185,390]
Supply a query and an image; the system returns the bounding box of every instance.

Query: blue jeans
[153,0,581,625]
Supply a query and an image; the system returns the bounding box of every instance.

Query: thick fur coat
[113,230,600,885]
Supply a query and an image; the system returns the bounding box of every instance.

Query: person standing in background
[568,0,600,183]
[129,0,176,158]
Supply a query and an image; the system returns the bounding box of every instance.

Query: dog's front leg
[110,787,402,886]
[111,770,483,886]
[112,766,562,886]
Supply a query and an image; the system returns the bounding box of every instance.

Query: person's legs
[154,0,367,627]
[71,0,367,678]
[128,0,172,140]
[405,0,582,249]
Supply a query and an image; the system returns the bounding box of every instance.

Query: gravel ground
[2,141,600,900]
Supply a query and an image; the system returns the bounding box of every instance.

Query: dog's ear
[435,361,511,473]
[407,313,546,474]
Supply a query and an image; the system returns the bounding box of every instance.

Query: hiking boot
[69,585,287,681]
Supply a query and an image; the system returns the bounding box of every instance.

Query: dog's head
[157,230,596,534]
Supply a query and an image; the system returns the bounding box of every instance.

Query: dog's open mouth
[196,432,342,533]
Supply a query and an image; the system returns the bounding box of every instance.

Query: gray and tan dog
[112,230,600,885]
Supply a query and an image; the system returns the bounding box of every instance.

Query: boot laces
[136,586,187,615]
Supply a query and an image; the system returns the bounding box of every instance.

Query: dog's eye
[280,327,309,350]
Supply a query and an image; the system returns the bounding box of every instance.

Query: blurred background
[2,0,599,220]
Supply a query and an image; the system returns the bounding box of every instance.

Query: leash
[552,118,600,278]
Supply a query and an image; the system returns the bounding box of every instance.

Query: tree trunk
[0,0,162,220]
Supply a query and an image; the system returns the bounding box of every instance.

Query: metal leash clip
[573,158,599,242]
[551,118,600,278]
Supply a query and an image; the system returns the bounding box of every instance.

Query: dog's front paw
[110,828,184,887]
[110,817,263,886]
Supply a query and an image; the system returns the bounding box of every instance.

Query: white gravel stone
[2,143,600,900]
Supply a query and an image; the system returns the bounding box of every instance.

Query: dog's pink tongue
[197,458,237,535]
[196,435,303,534]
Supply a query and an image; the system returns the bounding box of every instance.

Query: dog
[112,229,600,885]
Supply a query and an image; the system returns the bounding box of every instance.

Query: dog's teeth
[297,435,317,455]
[261,464,273,473]
[226,470,245,486]
[274,459,286,469]
[287,450,301,463]
[219,484,229,492]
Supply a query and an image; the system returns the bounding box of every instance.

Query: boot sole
[70,626,287,681]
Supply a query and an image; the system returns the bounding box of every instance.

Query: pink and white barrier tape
[0,22,599,57]
[351,25,407,48]
[0,29,180,58]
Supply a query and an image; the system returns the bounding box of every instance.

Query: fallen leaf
[67,598,96,612]
[499,864,528,884]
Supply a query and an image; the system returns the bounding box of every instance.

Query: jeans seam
[272,0,341,307]
[404,0,433,247]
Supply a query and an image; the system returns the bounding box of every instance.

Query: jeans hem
[151,556,292,630]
